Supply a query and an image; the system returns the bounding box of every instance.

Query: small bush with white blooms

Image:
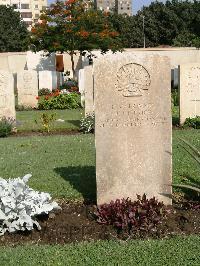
[0,174,61,236]
[80,113,95,133]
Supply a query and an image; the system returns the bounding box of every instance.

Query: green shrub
[15,105,34,111]
[80,113,95,133]
[59,79,78,92]
[0,117,14,137]
[35,113,57,132]
[184,116,200,129]
[38,93,81,110]
[38,88,51,96]
[171,89,179,106]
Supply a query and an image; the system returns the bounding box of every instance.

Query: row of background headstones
[80,53,200,125]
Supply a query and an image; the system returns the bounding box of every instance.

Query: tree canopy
[0,5,29,52]
[108,0,200,48]
[31,0,122,77]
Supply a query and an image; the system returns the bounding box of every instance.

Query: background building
[95,0,132,16]
[0,0,47,28]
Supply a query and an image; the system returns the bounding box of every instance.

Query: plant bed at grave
[0,201,199,246]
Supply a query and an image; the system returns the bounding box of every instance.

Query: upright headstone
[84,66,94,116]
[78,69,85,107]
[0,71,15,120]
[17,71,38,108]
[26,51,56,71]
[94,54,172,205]
[39,71,57,91]
[179,63,200,125]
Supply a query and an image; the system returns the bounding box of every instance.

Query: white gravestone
[78,69,85,107]
[0,71,15,120]
[17,71,38,108]
[39,71,57,91]
[179,63,200,125]
[84,66,94,116]
[94,54,172,205]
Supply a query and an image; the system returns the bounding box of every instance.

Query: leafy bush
[0,174,60,236]
[80,113,95,133]
[38,88,51,96]
[95,195,166,233]
[0,117,14,137]
[171,89,179,106]
[184,116,200,129]
[35,113,57,132]
[38,90,81,110]
[59,79,78,92]
[15,105,34,111]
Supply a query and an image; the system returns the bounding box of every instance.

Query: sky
[48,1,166,14]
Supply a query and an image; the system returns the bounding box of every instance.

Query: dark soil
[10,129,81,137]
[0,201,199,246]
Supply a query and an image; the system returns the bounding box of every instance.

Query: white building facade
[0,0,47,28]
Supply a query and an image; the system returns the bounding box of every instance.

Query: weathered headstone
[0,71,15,120]
[84,66,94,116]
[94,54,172,205]
[78,69,85,107]
[179,63,200,125]
[39,71,57,91]
[26,51,56,71]
[17,71,38,108]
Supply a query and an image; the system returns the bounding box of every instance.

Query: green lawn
[0,112,199,264]
[16,109,83,132]
[0,129,199,201]
[0,134,95,200]
[0,236,199,266]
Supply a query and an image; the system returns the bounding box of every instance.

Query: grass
[0,128,199,201]
[0,109,199,264]
[0,134,95,200]
[0,236,199,265]
[173,129,200,187]
[16,109,83,132]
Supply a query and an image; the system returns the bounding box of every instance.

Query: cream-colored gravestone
[94,54,172,205]
[78,69,85,107]
[84,66,94,116]
[39,71,57,91]
[17,71,38,108]
[0,71,15,120]
[179,63,200,125]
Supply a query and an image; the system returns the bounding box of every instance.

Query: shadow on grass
[172,116,179,126]
[67,120,81,128]
[54,166,96,203]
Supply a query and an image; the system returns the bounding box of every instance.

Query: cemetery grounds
[0,107,199,265]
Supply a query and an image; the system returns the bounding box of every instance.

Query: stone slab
[94,53,172,205]
[179,63,200,125]
[78,69,85,107]
[84,65,94,116]
[26,51,56,71]
[39,71,57,91]
[0,71,15,120]
[17,71,38,108]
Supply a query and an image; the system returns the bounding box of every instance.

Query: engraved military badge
[115,63,151,97]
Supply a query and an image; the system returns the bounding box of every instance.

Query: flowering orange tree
[31,0,122,78]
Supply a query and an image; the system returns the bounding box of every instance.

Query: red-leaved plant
[95,194,167,233]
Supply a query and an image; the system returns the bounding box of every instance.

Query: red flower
[45,96,49,100]
[36,96,40,100]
